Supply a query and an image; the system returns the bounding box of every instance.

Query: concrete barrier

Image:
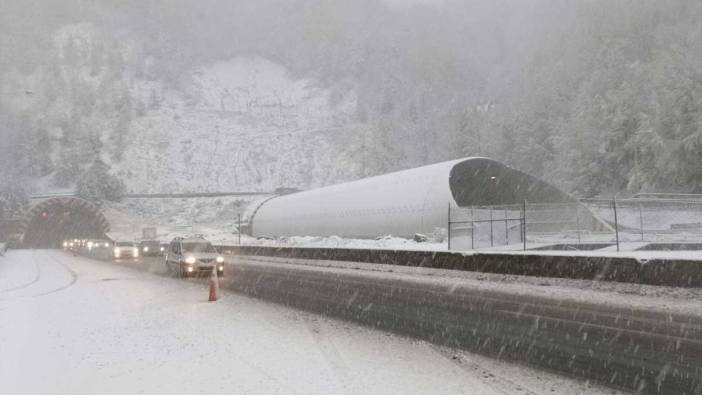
[641,259,702,287]
[218,245,702,287]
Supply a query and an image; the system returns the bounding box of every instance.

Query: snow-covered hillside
[2,23,369,195]
[117,57,363,193]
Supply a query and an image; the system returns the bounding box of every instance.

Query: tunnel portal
[21,197,110,248]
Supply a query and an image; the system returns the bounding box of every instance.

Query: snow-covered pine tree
[76,157,126,203]
[0,175,28,220]
[110,88,133,162]
[28,128,54,177]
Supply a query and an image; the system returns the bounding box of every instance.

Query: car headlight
[143,246,149,252]
[160,246,165,252]
[218,266,224,271]
[216,256,224,263]
[63,242,68,247]
[133,248,139,256]
[114,247,120,256]
[185,256,196,264]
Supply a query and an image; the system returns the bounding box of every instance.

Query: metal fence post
[519,203,523,245]
[575,204,581,246]
[489,207,494,247]
[470,207,474,249]
[639,203,644,242]
[613,196,620,252]
[522,199,527,251]
[447,203,451,251]
[505,217,509,245]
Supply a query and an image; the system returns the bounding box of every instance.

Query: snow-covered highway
[0,250,616,395]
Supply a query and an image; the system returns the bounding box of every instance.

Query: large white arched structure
[249,157,580,238]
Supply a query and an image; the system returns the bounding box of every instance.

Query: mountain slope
[118,57,363,193]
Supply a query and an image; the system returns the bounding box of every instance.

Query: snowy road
[0,250,617,395]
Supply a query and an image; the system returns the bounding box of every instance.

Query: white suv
[165,237,224,278]
[112,241,139,260]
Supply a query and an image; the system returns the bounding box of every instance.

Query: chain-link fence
[448,197,702,251]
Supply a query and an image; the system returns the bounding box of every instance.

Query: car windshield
[116,242,134,247]
[182,242,216,253]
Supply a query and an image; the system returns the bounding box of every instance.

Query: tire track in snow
[0,250,79,301]
[0,250,41,293]
[305,319,357,395]
[430,345,540,395]
[33,250,79,297]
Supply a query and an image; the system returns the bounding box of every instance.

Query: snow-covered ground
[104,196,257,243]
[0,250,620,395]
[104,197,449,248]
[240,234,448,250]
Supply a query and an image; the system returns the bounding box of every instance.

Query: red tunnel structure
[20,197,110,248]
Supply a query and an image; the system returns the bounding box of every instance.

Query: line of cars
[62,238,111,252]
[62,238,166,259]
[64,235,225,278]
[111,240,168,259]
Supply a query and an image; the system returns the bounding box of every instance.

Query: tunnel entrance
[22,197,110,248]
[448,158,574,206]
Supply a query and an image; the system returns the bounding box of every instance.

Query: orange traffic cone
[208,266,219,302]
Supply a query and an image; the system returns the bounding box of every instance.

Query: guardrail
[633,192,702,200]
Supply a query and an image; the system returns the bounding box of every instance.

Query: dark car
[138,240,162,256]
